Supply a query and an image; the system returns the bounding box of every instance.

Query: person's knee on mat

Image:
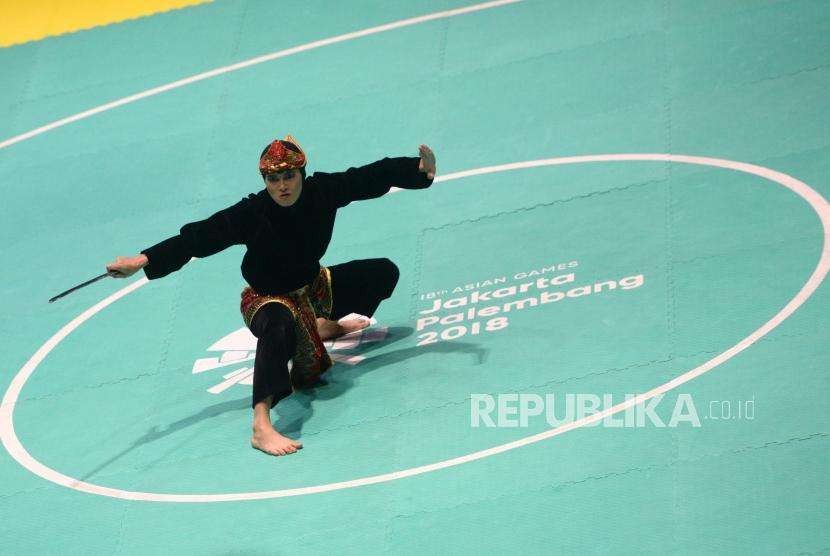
[378,258,400,299]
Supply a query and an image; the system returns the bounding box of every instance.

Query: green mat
[1,0,828,553]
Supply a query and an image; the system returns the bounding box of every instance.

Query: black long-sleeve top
[140,156,433,295]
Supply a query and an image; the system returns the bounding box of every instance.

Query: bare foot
[316,317,370,341]
[251,424,303,456]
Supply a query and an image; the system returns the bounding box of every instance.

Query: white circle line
[2,154,828,502]
[0,0,521,151]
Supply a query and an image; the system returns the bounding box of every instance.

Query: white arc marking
[2,154,827,502]
[0,0,521,151]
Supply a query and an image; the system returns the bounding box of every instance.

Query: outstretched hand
[418,144,436,180]
[106,254,148,278]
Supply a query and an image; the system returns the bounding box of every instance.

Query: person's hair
[260,141,306,179]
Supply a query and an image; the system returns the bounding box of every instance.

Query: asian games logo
[191,316,387,395]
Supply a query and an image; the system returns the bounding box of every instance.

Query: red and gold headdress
[259,134,307,175]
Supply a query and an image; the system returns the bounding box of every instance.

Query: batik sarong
[240,266,333,389]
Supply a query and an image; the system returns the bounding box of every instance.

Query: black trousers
[248,258,400,409]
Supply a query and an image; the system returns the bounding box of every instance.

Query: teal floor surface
[1,0,829,553]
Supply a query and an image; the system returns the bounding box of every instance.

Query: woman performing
[106,136,437,457]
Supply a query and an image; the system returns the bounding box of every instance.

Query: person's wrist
[137,254,149,267]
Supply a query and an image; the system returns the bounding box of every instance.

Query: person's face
[263,168,303,207]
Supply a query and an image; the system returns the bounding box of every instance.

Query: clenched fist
[106,254,148,278]
[418,144,436,180]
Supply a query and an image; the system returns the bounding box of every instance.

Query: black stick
[49,272,115,303]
